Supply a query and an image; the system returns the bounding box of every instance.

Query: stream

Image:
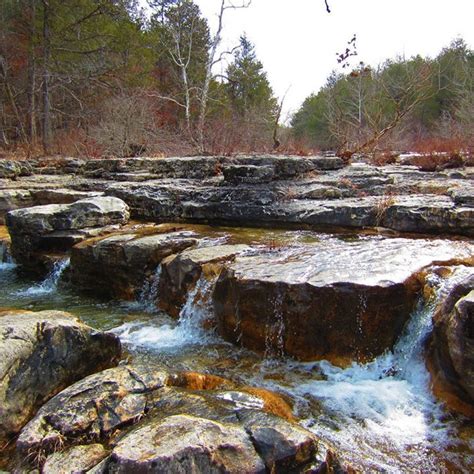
[0,228,473,473]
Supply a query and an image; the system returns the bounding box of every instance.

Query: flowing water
[1,226,473,472]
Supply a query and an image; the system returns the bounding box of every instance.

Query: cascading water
[273,266,474,472]
[16,258,70,297]
[113,272,217,351]
[0,242,14,270]
[137,265,162,312]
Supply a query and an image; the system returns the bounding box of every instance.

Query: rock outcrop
[16,364,319,472]
[0,309,121,445]
[1,156,473,237]
[6,196,130,275]
[213,238,474,364]
[427,270,474,417]
[70,226,198,299]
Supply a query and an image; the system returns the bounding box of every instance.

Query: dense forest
[0,0,472,158]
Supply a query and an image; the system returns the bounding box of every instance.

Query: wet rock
[427,271,474,417]
[108,414,266,473]
[236,409,317,472]
[0,309,121,445]
[159,244,250,317]
[42,444,108,474]
[6,196,129,274]
[214,237,474,364]
[70,230,198,299]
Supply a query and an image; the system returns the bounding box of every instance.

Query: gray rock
[70,229,198,299]
[43,444,108,474]
[17,366,167,457]
[223,165,275,184]
[107,414,266,473]
[6,196,130,274]
[0,309,121,445]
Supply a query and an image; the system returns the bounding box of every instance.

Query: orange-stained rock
[242,387,295,422]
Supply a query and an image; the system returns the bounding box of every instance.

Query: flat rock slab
[70,230,198,299]
[213,237,474,364]
[0,309,121,445]
[6,196,129,235]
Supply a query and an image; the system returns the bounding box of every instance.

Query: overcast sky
[145,0,474,120]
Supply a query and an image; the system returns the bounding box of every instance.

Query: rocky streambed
[0,155,473,473]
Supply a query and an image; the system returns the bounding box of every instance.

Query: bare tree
[195,0,251,153]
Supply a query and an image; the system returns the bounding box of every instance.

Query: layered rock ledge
[0,156,472,237]
[6,196,130,275]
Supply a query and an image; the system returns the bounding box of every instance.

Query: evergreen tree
[225,34,277,121]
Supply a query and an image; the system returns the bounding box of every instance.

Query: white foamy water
[16,258,70,296]
[286,268,474,472]
[113,273,217,351]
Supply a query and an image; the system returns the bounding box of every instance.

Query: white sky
[144,0,474,120]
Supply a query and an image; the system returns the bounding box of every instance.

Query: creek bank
[0,156,473,236]
[0,309,121,446]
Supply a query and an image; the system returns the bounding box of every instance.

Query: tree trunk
[28,0,37,142]
[41,0,51,154]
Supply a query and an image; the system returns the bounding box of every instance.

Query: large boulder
[108,414,267,473]
[70,228,198,299]
[427,271,474,417]
[16,365,319,472]
[0,309,121,445]
[213,237,474,364]
[6,196,130,274]
[159,244,250,317]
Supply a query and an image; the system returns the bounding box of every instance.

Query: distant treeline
[1,0,472,158]
[292,38,473,155]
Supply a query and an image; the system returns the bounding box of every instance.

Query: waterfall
[289,266,474,472]
[264,289,285,362]
[0,242,14,270]
[137,265,162,312]
[16,258,70,296]
[112,272,217,351]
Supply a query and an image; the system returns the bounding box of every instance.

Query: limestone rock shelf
[0,156,472,235]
